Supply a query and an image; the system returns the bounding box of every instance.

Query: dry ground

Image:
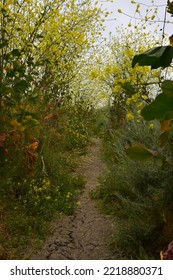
[30,138,116,260]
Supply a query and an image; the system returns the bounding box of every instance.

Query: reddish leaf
[151,195,160,201]
[160,241,173,260]
[44,113,58,120]
[26,139,39,151]
[161,120,172,132]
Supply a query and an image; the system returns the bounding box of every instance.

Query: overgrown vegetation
[92,119,173,259]
[0,105,88,259]
[1,0,173,260]
[0,0,104,259]
[91,0,173,260]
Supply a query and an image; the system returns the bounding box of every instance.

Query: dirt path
[31,138,116,260]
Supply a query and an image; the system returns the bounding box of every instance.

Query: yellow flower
[126,112,134,121]
[126,49,134,57]
[76,201,81,206]
[131,93,139,102]
[149,123,154,129]
[137,102,143,108]
[66,192,72,199]
[126,98,132,105]
[42,178,50,188]
[142,95,148,100]
[114,85,122,93]
[90,70,99,79]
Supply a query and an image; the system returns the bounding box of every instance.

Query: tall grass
[93,120,173,259]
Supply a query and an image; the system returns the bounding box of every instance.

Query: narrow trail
[31,138,116,260]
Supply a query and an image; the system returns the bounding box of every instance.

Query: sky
[99,0,173,42]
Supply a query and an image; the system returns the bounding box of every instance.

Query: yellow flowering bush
[16,174,84,216]
[90,24,160,126]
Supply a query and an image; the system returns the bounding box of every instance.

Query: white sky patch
[99,0,173,42]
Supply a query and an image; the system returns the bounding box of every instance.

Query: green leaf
[12,92,22,102]
[161,80,173,97]
[0,85,11,96]
[0,40,8,49]
[132,46,173,69]
[27,56,34,66]
[14,80,29,93]
[6,70,16,78]
[122,82,136,96]
[11,49,21,57]
[28,95,39,104]
[126,143,157,161]
[4,99,16,107]
[0,8,8,16]
[13,62,25,74]
[141,93,173,121]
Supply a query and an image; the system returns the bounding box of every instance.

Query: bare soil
[30,138,116,260]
